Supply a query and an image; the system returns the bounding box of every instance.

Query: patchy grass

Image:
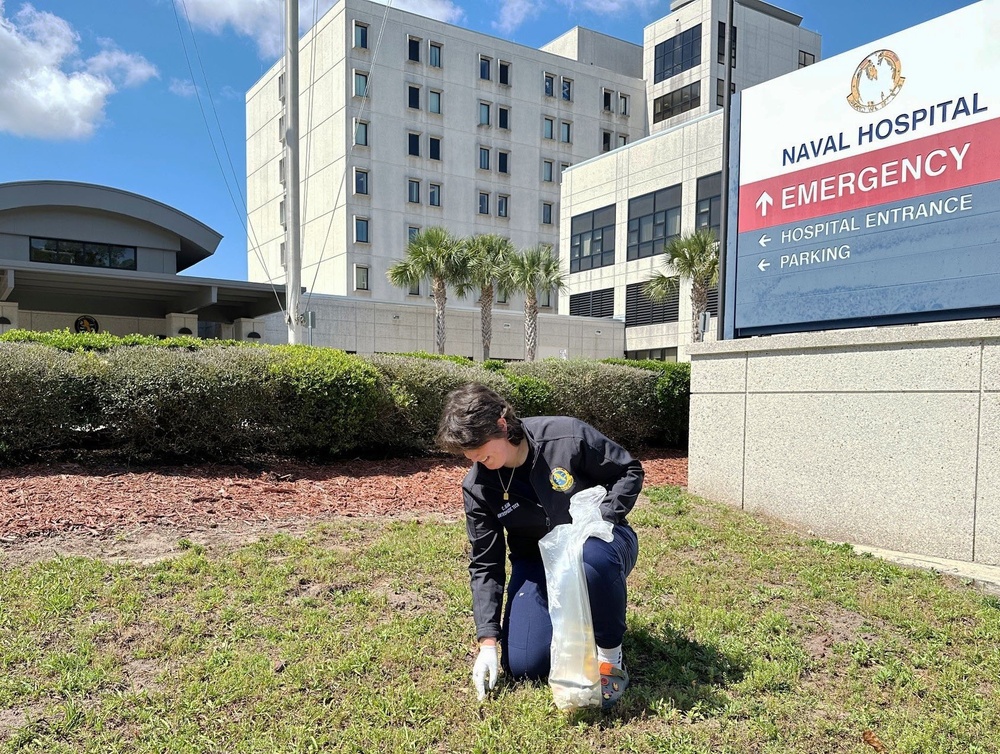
[2,486,999,753]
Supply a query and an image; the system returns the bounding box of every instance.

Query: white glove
[472,643,499,701]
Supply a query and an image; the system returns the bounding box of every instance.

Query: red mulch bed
[0,449,686,541]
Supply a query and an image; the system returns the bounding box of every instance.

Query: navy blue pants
[500,524,639,680]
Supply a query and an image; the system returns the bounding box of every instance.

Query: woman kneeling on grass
[437,383,642,708]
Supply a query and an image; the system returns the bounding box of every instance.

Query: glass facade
[654,24,701,83]
[569,205,615,273]
[627,185,682,260]
[30,237,137,270]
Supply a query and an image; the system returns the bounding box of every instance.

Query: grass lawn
[2,485,998,753]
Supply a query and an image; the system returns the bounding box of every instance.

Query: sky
[0,0,981,281]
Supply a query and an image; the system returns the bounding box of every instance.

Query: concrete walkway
[851,543,1000,595]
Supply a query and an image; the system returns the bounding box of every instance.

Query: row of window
[567,173,722,273]
[601,130,629,152]
[345,119,578,154]
[354,21,443,68]
[652,81,700,123]
[352,163,564,201]
[567,283,719,327]
[29,236,137,271]
[478,147,510,173]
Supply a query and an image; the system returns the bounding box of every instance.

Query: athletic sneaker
[599,662,629,708]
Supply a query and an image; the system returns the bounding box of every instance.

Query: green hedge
[0,328,251,351]
[0,333,691,463]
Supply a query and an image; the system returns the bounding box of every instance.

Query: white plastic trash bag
[538,485,614,711]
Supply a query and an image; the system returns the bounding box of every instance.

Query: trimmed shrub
[0,328,249,351]
[0,344,105,461]
[602,358,691,446]
[505,360,661,448]
[98,346,276,461]
[503,373,556,418]
[365,354,507,452]
[266,346,392,458]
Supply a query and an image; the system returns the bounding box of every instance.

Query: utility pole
[283,0,302,344]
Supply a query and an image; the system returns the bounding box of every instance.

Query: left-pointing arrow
[757,258,770,272]
[758,234,771,248]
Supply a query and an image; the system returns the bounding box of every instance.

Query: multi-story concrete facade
[247,0,820,359]
[246,0,647,307]
[561,0,820,361]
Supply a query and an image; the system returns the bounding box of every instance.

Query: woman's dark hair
[437,383,524,454]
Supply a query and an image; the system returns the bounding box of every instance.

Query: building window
[542,160,554,182]
[354,22,368,49]
[799,50,816,68]
[603,89,614,112]
[355,168,369,195]
[602,130,612,152]
[479,146,490,170]
[408,36,421,62]
[652,81,701,123]
[539,288,552,308]
[29,237,137,270]
[497,195,509,218]
[355,217,370,244]
[620,93,630,116]
[479,55,491,80]
[542,202,553,224]
[408,85,420,109]
[279,198,286,228]
[499,61,511,85]
[569,288,614,318]
[408,132,420,156]
[429,183,441,206]
[354,119,369,146]
[627,184,682,260]
[408,226,421,241]
[626,281,678,326]
[429,137,441,160]
[654,24,702,83]
[354,71,369,97]
[498,151,509,174]
[543,117,554,139]
[278,115,285,145]
[497,289,508,304]
[569,205,615,273]
[618,134,628,147]
[409,279,420,295]
[543,73,555,97]
[498,106,510,130]
[560,121,571,143]
[478,192,490,215]
[429,90,442,114]
[718,22,737,67]
[479,101,491,125]
[561,77,572,101]
[355,264,370,291]
[696,172,722,235]
[408,179,420,203]
[429,42,442,67]
[278,157,285,185]
[716,78,736,106]
[560,162,570,180]
[278,73,285,102]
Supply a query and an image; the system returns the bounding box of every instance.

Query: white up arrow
[756,191,773,217]
[758,234,771,248]
[758,258,770,272]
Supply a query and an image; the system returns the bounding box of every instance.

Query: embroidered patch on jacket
[549,467,574,492]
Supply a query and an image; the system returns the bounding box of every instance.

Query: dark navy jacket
[462,416,644,640]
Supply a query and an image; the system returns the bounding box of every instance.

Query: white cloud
[493,0,544,36]
[87,39,159,88]
[0,2,157,140]
[178,0,464,59]
[169,78,199,97]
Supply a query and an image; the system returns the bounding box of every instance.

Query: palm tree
[456,234,515,361]
[644,228,719,343]
[386,227,464,355]
[507,245,567,361]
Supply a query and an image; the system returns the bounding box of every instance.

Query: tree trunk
[480,284,493,362]
[691,283,709,343]
[433,277,447,355]
[524,293,538,361]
